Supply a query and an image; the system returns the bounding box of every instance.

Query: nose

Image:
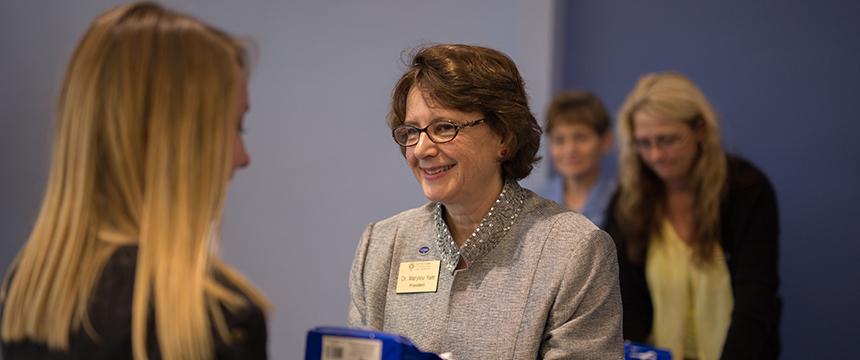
[641,144,667,163]
[412,131,438,158]
[566,140,581,154]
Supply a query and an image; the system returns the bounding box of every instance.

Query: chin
[421,189,438,201]
[560,167,589,179]
[656,171,682,183]
[648,165,672,179]
[420,184,447,203]
[559,172,578,180]
[555,167,576,178]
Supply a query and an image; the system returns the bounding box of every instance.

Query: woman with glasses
[539,91,616,228]
[347,44,623,359]
[605,72,780,359]
[1,3,269,359]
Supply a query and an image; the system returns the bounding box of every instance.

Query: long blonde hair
[0,2,269,359]
[615,72,727,264]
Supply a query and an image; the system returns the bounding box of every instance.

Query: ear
[498,146,510,160]
[498,134,513,160]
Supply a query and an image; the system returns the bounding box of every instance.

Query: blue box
[305,326,441,360]
[624,341,672,360]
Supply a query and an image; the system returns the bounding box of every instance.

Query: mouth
[421,164,456,176]
[652,163,674,173]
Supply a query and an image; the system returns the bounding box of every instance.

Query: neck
[664,174,693,193]
[562,168,599,211]
[664,177,695,214]
[444,176,505,247]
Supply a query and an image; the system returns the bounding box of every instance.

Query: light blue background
[0,1,553,357]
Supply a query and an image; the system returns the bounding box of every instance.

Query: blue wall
[558,0,860,357]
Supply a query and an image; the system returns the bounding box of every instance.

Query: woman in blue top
[539,91,616,228]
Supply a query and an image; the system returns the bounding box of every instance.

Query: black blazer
[605,155,781,360]
[1,246,268,359]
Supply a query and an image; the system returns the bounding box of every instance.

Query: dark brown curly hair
[388,44,542,180]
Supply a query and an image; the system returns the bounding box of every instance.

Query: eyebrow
[635,133,681,138]
[404,117,455,125]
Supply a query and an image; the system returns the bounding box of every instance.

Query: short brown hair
[388,44,541,180]
[545,91,611,135]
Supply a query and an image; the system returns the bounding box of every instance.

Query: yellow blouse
[646,219,733,360]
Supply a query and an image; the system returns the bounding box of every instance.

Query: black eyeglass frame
[392,118,486,147]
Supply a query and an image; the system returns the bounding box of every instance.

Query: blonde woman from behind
[0,2,270,359]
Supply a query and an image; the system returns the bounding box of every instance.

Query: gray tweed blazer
[348,189,623,359]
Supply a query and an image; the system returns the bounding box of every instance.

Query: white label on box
[321,335,383,360]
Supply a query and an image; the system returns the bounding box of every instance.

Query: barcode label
[323,345,343,359]
[321,335,382,360]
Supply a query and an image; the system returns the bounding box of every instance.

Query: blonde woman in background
[539,91,615,228]
[605,72,780,359]
[0,2,270,359]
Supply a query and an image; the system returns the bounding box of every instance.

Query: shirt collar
[433,179,527,273]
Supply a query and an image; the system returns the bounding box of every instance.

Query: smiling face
[632,110,701,184]
[548,121,610,181]
[404,87,506,207]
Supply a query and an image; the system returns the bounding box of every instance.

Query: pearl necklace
[433,180,527,273]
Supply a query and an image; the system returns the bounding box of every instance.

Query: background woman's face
[632,111,700,184]
[548,121,609,180]
[404,87,506,207]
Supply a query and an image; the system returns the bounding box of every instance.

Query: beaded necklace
[433,179,527,273]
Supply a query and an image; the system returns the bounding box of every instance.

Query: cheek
[404,148,430,177]
[680,149,700,171]
[549,142,565,158]
[676,140,698,160]
[469,148,501,178]
[583,141,603,160]
[404,149,414,164]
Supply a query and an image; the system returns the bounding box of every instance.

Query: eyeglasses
[632,132,691,152]
[550,132,598,146]
[392,118,485,147]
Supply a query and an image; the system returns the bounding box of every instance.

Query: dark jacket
[1,246,268,359]
[605,155,781,360]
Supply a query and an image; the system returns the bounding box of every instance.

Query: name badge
[395,260,441,294]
